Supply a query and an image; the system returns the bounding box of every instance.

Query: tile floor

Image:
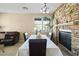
[0,40,72,56]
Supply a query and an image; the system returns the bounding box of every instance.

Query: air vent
[22,6,28,10]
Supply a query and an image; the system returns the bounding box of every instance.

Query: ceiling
[0,3,61,13]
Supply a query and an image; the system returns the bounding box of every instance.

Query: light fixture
[40,3,49,13]
[22,6,28,10]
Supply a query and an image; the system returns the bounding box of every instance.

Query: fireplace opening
[59,30,71,51]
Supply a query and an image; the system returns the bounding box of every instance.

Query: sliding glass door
[34,17,50,35]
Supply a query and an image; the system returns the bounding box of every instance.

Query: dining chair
[23,32,29,41]
[29,39,47,56]
[50,32,53,40]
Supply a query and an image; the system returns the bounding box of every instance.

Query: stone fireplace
[52,3,79,55]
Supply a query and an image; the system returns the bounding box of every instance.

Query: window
[34,17,50,34]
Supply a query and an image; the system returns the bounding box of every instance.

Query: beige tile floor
[0,40,24,56]
[0,40,71,56]
[59,47,72,56]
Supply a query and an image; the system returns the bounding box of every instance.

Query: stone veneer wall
[52,3,79,55]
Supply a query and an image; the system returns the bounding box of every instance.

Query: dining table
[16,35,63,56]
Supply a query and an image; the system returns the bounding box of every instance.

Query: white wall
[0,13,51,41]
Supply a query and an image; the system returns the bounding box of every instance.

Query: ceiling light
[40,3,49,13]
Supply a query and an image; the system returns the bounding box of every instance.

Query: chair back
[23,33,28,41]
[29,39,47,56]
[50,32,53,40]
